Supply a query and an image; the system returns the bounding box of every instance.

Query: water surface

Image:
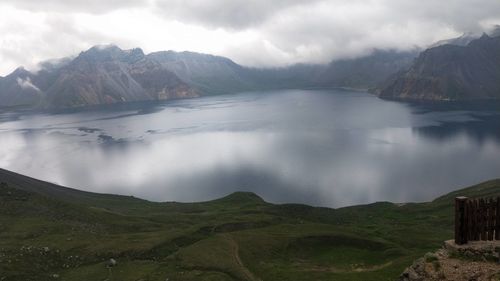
[1,89,499,207]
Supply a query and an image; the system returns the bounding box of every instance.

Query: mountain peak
[76,44,145,63]
[215,192,265,204]
[478,32,491,40]
[89,44,122,52]
[428,24,500,49]
[429,32,480,48]
[8,66,31,78]
[488,25,500,38]
[76,44,124,61]
[378,35,500,101]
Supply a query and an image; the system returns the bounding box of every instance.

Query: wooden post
[479,198,485,240]
[485,199,490,240]
[465,200,474,241]
[472,199,480,238]
[487,199,493,240]
[475,199,480,240]
[496,197,500,240]
[493,198,497,240]
[455,196,468,245]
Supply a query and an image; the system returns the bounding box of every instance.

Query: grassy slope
[0,168,499,281]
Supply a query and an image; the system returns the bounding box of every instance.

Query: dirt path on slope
[222,234,261,281]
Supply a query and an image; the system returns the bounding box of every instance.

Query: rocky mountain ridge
[377,33,500,101]
[0,45,198,108]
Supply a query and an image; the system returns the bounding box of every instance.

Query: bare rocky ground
[399,240,500,281]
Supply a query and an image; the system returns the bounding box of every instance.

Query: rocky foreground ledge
[398,240,500,281]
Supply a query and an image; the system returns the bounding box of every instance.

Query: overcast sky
[1,0,499,76]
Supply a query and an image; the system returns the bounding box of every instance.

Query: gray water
[1,89,499,207]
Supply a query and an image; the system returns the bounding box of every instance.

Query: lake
[1,89,499,207]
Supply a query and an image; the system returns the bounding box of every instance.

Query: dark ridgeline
[455,196,500,245]
[377,33,500,101]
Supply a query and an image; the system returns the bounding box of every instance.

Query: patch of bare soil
[399,241,500,281]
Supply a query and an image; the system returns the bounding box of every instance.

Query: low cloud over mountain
[1,0,500,76]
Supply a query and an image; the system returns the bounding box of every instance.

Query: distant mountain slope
[243,63,327,90]
[148,49,417,93]
[149,51,329,92]
[148,51,255,94]
[45,46,198,107]
[0,45,198,108]
[0,168,156,215]
[377,34,500,101]
[0,67,46,108]
[0,45,421,108]
[314,49,418,89]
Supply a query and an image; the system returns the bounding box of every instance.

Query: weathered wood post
[496,197,500,240]
[455,196,468,245]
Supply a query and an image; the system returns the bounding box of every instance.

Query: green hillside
[1,168,499,281]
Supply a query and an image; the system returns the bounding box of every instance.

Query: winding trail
[222,234,261,281]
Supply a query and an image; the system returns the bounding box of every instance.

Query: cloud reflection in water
[0,90,499,207]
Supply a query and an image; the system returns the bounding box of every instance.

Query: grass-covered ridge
[1,168,499,281]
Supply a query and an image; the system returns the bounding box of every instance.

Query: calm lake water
[1,89,499,207]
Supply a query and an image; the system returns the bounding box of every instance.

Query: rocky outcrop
[377,34,500,101]
[398,240,500,281]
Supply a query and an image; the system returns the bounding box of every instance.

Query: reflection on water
[413,115,500,144]
[0,89,499,207]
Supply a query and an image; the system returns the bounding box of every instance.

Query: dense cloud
[0,0,500,75]
[5,0,145,14]
[154,0,317,30]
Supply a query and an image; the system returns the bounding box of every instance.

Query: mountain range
[0,45,417,108]
[2,27,500,108]
[0,46,198,108]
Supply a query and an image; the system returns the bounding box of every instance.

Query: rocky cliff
[377,34,500,101]
[0,45,198,108]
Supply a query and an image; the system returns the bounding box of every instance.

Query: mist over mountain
[146,49,418,93]
[429,25,500,48]
[0,45,419,108]
[377,33,500,101]
[313,50,418,89]
[429,32,480,49]
[147,51,255,94]
[2,26,500,109]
